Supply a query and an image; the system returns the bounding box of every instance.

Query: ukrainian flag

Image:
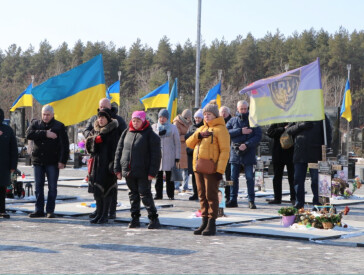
[340,79,352,122]
[31,55,106,126]
[201,82,221,109]
[10,83,33,111]
[167,78,178,123]
[140,81,169,110]
[106,80,120,105]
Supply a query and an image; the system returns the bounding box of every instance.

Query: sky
[0,0,363,52]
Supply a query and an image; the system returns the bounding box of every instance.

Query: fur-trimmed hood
[92,119,119,135]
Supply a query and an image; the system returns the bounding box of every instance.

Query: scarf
[157,121,171,137]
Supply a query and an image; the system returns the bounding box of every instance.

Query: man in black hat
[0,108,18,218]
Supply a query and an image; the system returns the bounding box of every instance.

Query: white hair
[219,106,230,114]
[237,100,249,107]
[42,104,54,114]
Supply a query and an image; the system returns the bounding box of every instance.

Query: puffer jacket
[114,121,161,179]
[186,116,230,175]
[226,112,262,165]
[26,117,69,166]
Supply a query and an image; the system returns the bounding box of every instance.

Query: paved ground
[2,162,364,274]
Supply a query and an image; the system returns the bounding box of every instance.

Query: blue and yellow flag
[201,82,221,109]
[340,79,352,122]
[140,81,169,110]
[10,83,33,111]
[240,58,324,127]
[106,80,120,105]
[167,78,178,123]
[31,55,106,126]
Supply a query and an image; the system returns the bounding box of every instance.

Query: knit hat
[158,109,169,120]
[203,100,219,118]
[132,111,146,122]
[98,108,112,123]
[0,108,4,124]
[181,109,192,120]
[194,109,204,119]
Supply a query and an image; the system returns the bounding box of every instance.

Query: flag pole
[346,64,351,160]
[195,0,202,108]
[31,75,34,119]
[118,71,121,116]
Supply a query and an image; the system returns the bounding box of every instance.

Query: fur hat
[0,108,4,124]
[181,109,192,120]
[203,100,219,118]
[132,111,146,122]
[98,108,112,122]
[194,109,204,119]
[158,109,169,120]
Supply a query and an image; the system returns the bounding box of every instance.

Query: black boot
[128,213,141,228]
[202,218,216,236]
[98,196,112,224]
[193,217,208,235]
[90,200,102,224]
[147,214,161,229]
[89,210,97,218]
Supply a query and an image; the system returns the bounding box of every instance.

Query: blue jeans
[182,169,189,191]
[294,163,319,208]
[34,164,59,214]
[230,163,255,202]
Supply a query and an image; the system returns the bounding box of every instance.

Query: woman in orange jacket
[186,100,230,236]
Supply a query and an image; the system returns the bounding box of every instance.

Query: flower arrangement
[332,176,362,198]
[278,206,298,216]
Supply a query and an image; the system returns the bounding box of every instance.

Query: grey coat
[152,123,181,171]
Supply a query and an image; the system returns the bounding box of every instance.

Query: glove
[198,131,212,139]
[159,129,167,136]
[215,172,223,182]
[95,135,103,144]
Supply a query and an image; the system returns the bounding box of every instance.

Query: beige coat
[173,115,192,169]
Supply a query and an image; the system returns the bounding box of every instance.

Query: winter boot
[128,213,141,228]
[90,200,103,224]
[193,217,208,235]
[98,196,112,224]
[148,216,161,229]
[202,218,216,236]
[89,210,97,218]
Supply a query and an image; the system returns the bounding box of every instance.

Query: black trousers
[224,162,231,201]
[0,186,6,213]
[272,162,295,202]
[155,171,174,199]
[127,176,158,219]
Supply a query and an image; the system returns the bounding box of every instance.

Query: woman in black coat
[0,108,18,218]
[86,108,119,224]
[114,111,161,229]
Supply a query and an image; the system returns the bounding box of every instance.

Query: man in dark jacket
[219,106,232,203]
[286,115,332,209]
[83,98,127,219]
[114,111,162,229]
[266,123,295,204]
[226,101,262,209]
[0,108,18,218]
[26,105,69,218]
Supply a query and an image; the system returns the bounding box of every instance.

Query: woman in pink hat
[114,111,162,229]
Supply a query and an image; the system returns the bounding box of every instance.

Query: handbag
[170,165,183,182]
[280,130,294,149]
[195,143,216,174]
